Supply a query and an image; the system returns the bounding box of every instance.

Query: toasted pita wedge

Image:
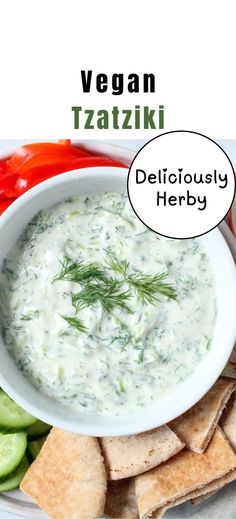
[170,377,235,453]
[191,469,236,505]
[155,468,236,515]
[220,393,236,450]
[222,344,236,379]
[105,479,138,518]
[100,425,184,480]
[135,427,236,519]
[20,428,107,519]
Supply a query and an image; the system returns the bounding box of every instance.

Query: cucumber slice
[27,436,46,461]
[27,420,51,440]
[0,432,27,478]
[0,390,37,432]
[0,455,29,492]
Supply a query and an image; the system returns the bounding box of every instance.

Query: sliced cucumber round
[0,455,29,492]
[27,436,47,461]
[27,420,51,440]
[0,432,27,478]
[0,390,37,432]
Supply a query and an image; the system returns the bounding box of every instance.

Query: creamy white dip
[0,193,216,415]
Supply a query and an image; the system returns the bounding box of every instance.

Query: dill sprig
[53,256,108,284]
[106,253,130,277]
[54,255,177,335]
[136,350,145,364]
[71,280,132,313]
[106,252,177,304]
[127,272,177,304]
[61,315,87,334]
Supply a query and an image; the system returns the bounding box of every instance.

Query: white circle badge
[128,131,235,239]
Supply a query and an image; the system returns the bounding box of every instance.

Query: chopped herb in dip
[0,193,216,415]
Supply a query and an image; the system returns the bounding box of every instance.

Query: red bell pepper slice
[0,199,16,215]
[0,172,18,198]
[6,142,91,175]
[0,160,6,175]
[15,156,127,194]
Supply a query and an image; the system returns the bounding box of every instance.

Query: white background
[0,0,236,139]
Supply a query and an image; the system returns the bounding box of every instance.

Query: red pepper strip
[15,156,127,195]
[0,160,6,175]
[0,199,16,215]
[0,172,18,198]
[6,143,91,175]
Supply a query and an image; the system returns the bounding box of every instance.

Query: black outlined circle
[127,130,236,240]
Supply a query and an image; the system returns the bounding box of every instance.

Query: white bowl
[0,167,236,437]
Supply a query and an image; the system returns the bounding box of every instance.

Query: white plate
[0,141,235,519]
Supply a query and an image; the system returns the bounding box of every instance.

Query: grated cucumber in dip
[0,193,216,415]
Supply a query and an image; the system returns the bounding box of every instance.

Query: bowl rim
[229,204,236,237]
[0,166,236,437]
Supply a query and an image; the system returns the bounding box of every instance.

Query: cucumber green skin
[0,432,27,478]
[0,455,29,492]
[27,436,47,461]
[0,391,37,433]
[27,420,52,440]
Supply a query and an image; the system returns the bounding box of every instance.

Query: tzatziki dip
[0,193,216,415]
